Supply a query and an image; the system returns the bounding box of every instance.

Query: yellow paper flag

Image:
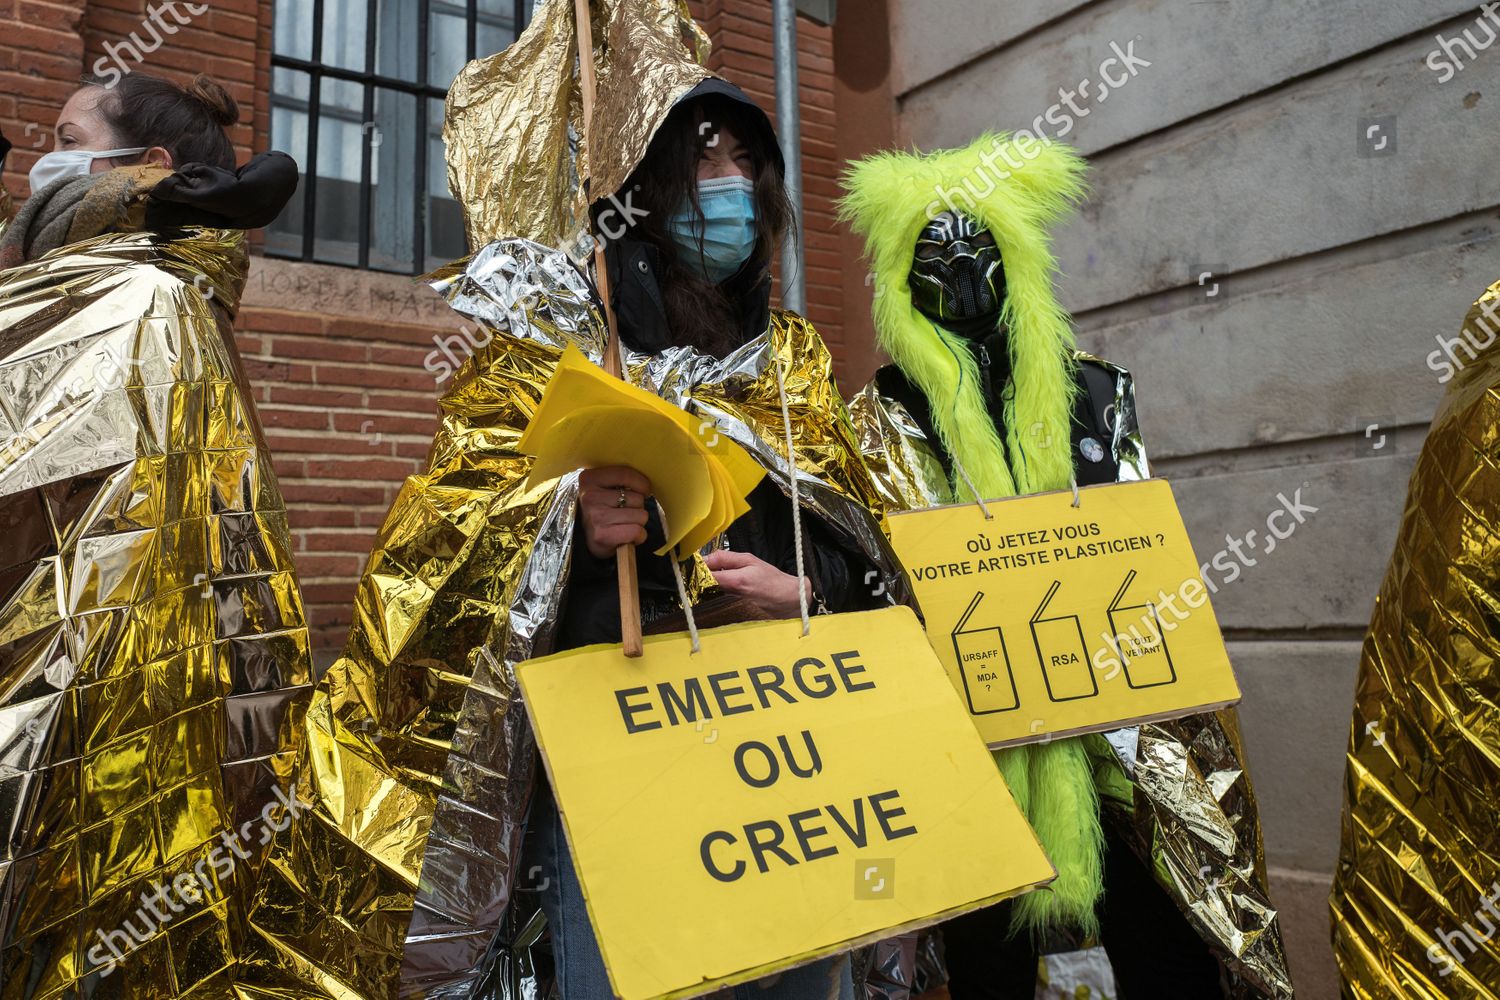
[519,345,765,557]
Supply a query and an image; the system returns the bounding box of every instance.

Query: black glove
[145,150,301,230]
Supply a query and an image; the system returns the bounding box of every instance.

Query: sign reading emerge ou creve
[517,605,1054,1000]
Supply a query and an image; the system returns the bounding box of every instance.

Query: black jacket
[873,329,1122,489]
[555,237,879,649]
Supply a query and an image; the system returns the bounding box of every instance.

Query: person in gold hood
[239,3,911,996]
[531,79,884,999]
[843,136,1294,998]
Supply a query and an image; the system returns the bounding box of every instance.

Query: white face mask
[28,147,148,194]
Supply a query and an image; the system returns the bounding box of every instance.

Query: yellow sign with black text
[516,606,1054,1000]
[887,479,1241,748]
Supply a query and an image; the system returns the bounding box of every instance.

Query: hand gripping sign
[520,344,766,559]
[886,479,1240,748]
[516,605,1054,1000]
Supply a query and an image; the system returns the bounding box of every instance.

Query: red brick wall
[234,262,456,654]
[831,0,895,390]
[1,0,86,193]
[2,2,880,661]
[688,0,850,380]
[0,0,261,203]
[80,0,259,157]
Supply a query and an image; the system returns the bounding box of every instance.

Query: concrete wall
[886,2,1500,995]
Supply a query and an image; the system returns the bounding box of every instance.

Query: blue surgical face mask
[665,175,757,284]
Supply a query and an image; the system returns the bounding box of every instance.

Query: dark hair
[80,72,238,170]
[606,94,792,357]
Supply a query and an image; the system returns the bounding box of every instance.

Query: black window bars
[268,0,528,274]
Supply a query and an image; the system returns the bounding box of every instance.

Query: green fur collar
[839,133,1086,499]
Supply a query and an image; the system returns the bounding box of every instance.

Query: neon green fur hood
[838,133,1086,498]
[840,134,1104,936]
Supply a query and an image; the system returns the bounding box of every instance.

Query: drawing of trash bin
[1107,569,1177,689]
[1030,580,1097,702]
[950,591,1019,714]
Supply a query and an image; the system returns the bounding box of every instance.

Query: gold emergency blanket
[850,358,1294,998]
[243,238,913,999]
[1330,279,1500,999]
[443,0,710,250]
[0,228,313,997]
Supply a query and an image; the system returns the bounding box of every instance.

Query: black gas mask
[908,212,1006,334]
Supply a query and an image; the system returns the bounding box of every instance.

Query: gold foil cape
[851,355,1294,998]
[443,0,711,251]
[244,237,913,998]
[1330,279,1500,999]
[0,228,313,997]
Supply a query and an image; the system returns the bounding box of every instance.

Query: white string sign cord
[772,351,812,637]
[663,345,812,654]
[947,450,1082,511]
[663,507,703,654]
[946,451,994,520]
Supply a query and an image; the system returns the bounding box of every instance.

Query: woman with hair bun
[0,73,308,997]
[1,72,294,269]
[37,70,241,178]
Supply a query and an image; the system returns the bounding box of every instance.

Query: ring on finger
[615,489,628,508]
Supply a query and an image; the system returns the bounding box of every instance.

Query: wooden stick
[574,0,643,656]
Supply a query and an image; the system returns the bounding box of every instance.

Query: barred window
[267,0,533,273]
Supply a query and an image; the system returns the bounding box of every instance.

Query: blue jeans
[527,787,855,1000]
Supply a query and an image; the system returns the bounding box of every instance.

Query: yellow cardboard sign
[517,606,1054,1000]
[886,479,1241,748]
[519,344,766,556]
